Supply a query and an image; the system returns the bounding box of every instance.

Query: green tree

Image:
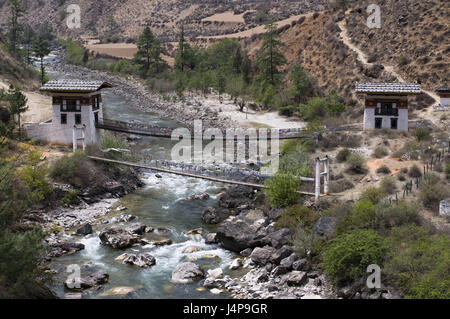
[175,24,187,72]
[134,27,164,76]
[32,35,51,85]
[265,172,300,207]
[38,21,54,42]
[256,21,286,87]
[22,24,35,65]
[6,85,28,139]
[7,0,25,56]
[289,64,311,103]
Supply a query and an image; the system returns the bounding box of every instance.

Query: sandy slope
[0,79,52,124]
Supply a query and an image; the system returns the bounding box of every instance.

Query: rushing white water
[44,53,239,298]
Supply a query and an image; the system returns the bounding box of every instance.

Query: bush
[375,201,419,230]
[290,222,313,258]
[336,148,351,163]
[373,146,388,158]
[265,173,300,207]
[275,204,318,232]
[376,165,391,174]
[385,224,450,299]
[50,151,87,182]
[346,153,367,174]
[18,165,52,202]
[329,178,354,193]
[397,172,406,181]
[61,190,79,206]
[413,127,432,142]
[409,165,422,178]
[380,176,397,194]
[445,163,450,180]
[321,229,389,286]
[279,105,297,117]
[419,173,449,211]
[361,187,387,204]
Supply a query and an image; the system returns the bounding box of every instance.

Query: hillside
[242,1,447,113]
[0,46,40,90]
[0,0,330,42]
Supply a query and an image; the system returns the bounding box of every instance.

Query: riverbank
[47,50,305,131]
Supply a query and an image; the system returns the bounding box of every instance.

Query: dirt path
[198,13,314,39]
[0,79,52,124]
[337,18,440,113]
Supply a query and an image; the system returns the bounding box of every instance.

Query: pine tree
[289,63,311,103]
[32,36,51,85]
[22,24,35,65]
[6,85,28,139]
[7,0,25,56]
[176,24,187,72]
[256,21,286,87]
[134,27,163,75]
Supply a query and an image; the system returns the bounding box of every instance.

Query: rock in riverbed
[76,223,93,236]
[122,253,156,268]
[171,262,204,284]
[99,228,140,249]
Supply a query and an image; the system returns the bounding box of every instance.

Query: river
[38,52,240,299]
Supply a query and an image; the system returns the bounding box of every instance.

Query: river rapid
[39,52,241,299]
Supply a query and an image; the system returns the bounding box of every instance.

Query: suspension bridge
[88,155,331,201]
[95,118,312,140]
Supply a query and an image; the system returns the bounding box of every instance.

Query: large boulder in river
[99,228,140,249]
[216,210,269,252]
[65,271,109,290]
[202,207,221,224]
[171,262,204,284]
[123,253,156,268]
[76,223,92,236]
[218,185,254,209]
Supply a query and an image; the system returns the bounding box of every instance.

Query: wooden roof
[355,82,421,95]
[40,80,113,93]
[436,83,450,93]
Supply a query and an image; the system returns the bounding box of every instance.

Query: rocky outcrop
[250,246,276,266]
[218,186,255,209]
[99,227,140,249]
[216,210,269,252]
[171,262,204,284]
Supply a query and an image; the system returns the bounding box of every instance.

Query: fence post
[72,126,77,152]
[315,157,321,202]
[324,156,330,195]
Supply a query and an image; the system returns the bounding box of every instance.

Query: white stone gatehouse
[355,82,421,132]
[25,80,112,146]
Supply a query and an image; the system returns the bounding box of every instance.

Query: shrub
[445,163,450,180]
[413,127,432,142]
[290,222,313,258]
[376,165,391,174]
[329,178,354,193]
[385,225,450,299]
[375,201,419,230]
[50,151,87,182]
[361,187,387,204]
[336,148,351,163]
[18,165,52,202]
[397,173,406,181]
[373,146,388,158]
[346,153,367,174]
[61,190,79,206]
[279,105,297,117]
[409,165,422,178]
[321,229,389,286]
[265,173,300,207]
[380,176,397,194]
[275,204,318,232]
[419,173,449,211]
